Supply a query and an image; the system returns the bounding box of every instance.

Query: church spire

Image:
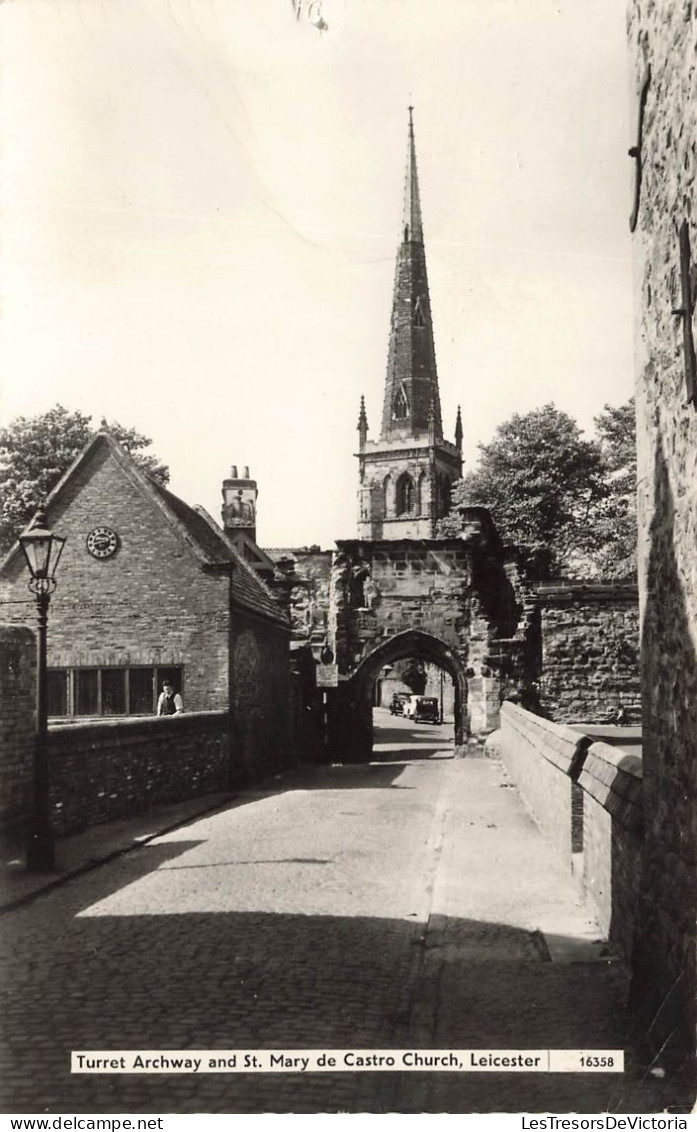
[403,106,423,244]
[380,108,443,441]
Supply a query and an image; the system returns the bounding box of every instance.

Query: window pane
[129,668,154,715]
[102,668,126,715]
[75,670,99,716]
[47,670,68,717]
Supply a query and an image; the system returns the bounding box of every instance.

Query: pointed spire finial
[455,405,463,453]
[402,106,423,245]
[357,395,368,452]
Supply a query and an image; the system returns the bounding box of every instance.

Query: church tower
[357,108,462,540]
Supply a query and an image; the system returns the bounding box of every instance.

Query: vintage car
[405,695,441,724]
[389,692,411,715]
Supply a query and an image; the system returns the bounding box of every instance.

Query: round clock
[86,527,119,560]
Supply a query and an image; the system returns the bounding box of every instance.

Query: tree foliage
[0,405,169,554]
[393,657,427,694]
[588,399,637,580]
[440,401,636,581]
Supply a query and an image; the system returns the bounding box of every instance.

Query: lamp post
[18,508,65,872]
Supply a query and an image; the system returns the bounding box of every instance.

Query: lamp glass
[19,520,65,580]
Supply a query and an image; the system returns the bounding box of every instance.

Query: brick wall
[0,625,36,826]
[0,445,231,711]
[47,712,230,835]
[536,585,640,723]
[628,0,697,1068]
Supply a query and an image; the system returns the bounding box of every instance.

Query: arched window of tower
[413,296,425,328]
[417,471,427,515]
[396,473,415,516]
[384,474,395,518]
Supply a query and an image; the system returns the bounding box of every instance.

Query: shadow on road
[2,892,685,1114]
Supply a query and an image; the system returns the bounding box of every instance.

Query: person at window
[157,681,184,715]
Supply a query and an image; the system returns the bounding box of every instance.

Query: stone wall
[578,741,643,964]
[47,711,230,835]
[267,549,332,651]
[496,702,588,870]
[0,625,36,827]
[332,538,472,670]
[536,584,641,723]
[229,607,293,781]
[495,705,644,966]
[628,0,697,1071]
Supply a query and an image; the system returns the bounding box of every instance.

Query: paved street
[0,712,679,1114]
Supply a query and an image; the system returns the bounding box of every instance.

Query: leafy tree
[393,657,426,694]
[587,399,637,580]
[439,404,607,579]
[0,404,169,554]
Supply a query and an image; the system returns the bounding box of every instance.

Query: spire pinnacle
[381,109,441,441]
[455,405,463,452]
[402,106,423,244]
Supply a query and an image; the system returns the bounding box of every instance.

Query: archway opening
[337,630,468,763]
[372,656,456,759]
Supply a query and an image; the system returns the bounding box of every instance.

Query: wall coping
[49,710,229,743]
[577,739,643,833]
[533,581,639,604]
[500,701,590,776]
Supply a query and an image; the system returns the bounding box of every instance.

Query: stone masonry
[536,583,641,723]
[627,0,697,1073]
[0,625,35,828]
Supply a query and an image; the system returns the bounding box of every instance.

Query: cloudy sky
[1,0,635,548]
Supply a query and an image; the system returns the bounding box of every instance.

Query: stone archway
[328,629,468,762]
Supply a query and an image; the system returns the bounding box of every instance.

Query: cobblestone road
[0,714,686,1114]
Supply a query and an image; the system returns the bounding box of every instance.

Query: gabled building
[0,432,291,773]
[357,108,463,540]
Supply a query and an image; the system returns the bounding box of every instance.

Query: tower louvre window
[414,296,425,328]
[394,386,409,420]
[396,473,415,516]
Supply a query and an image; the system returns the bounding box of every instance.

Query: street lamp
[18,508,65,872]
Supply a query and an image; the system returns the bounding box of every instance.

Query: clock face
[86,527,119,560]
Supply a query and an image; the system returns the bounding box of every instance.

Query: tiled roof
[264,546,327,562]
[149,480,234,567]
[149,483,289,628]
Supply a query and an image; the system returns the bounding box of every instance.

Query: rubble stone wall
[536,585,641,723]
[47,711,230,835]
[628,0,697,1067]
[0,625,36,828]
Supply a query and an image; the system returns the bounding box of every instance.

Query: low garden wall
[47,712,231,835]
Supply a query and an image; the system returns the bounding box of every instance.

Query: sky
[0,0,635,549]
